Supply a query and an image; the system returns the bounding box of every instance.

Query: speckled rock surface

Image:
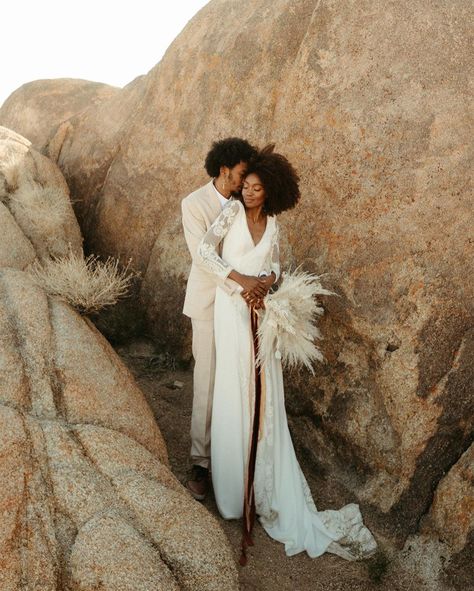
[426,443,474,553]
[0,79,119,149]
[0,0,472,570]
[0,127,239,589]
[0,271,239,590]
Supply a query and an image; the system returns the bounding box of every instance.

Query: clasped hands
[228,270,276,309]
[239,273,275,310]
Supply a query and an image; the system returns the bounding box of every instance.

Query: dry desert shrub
[29,250,139,314]
[8,182,77,258]
[9,182,74,226]
[0,147,21,199]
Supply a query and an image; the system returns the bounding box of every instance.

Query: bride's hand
[242,291,265,310]
[232,273,268,297]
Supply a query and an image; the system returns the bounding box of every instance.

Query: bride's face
[242,173,266,209]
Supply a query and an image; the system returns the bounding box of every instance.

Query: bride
[197,146,377,565]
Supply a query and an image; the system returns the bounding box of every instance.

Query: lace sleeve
[269,220,280,281]
[197,199,241,279]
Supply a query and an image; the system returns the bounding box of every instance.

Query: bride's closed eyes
[243,182,264,194]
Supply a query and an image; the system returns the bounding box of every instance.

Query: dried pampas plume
[28,250,139,314]
[257,269,336,374]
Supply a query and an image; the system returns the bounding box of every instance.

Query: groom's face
[225,161,248,193]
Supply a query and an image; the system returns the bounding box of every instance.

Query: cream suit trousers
[190,317,216,470]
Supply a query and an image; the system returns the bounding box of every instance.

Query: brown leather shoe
[185,465,209,501]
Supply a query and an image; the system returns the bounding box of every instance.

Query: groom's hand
[245,272,275,299]
[240,275,268,298]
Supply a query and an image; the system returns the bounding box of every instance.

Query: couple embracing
[181,138,377,565]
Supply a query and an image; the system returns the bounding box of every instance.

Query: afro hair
[243,145,300,215]
[204,137,257,177]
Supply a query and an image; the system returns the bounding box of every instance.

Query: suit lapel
[203,180,222,219]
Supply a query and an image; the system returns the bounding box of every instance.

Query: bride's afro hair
[204,137,257,177]
[244,145,301,216]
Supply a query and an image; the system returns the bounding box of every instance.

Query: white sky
[1,0,210,107]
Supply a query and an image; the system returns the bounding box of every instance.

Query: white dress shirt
[212,181,231,208]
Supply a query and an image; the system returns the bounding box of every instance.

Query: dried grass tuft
[0,148,21,199]
[28,250,139,314]
[9,183,74,232]
[6,179,81,260]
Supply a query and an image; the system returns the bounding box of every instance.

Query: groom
[181,137,263,500]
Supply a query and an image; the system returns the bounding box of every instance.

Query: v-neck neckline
[244,211,269,248]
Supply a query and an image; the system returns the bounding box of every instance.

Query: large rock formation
[0,272,239,591]
[0,79,119,149]
[0,125,83,264]
[0,128,239,590]
[0,0,472,580]
[426,443,473,554]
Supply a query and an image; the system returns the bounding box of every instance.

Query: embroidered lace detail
[321,503,378,560]
[197,199,241,279]
[256,398,377,557]
[299,469,318,513]
[268,221,280,280]
[254,367,277,523]
[299,468,377,559]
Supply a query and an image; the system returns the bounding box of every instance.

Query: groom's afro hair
[244,145,301,216]
[205,137,257,177]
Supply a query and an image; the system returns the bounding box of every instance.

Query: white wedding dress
[197,199,377,560]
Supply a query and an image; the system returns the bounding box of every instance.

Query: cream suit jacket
[182,180,239,320]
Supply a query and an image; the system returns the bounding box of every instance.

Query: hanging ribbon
[239,306,263,566]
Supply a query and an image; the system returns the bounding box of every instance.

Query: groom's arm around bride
[180,137,260,501]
